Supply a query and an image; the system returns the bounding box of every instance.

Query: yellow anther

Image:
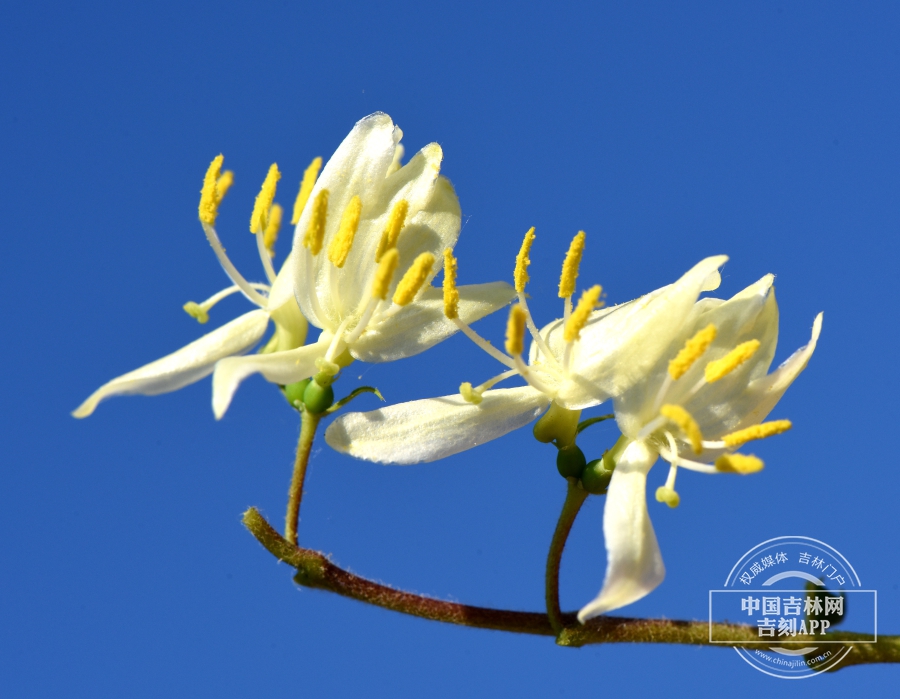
[722,420,792,448]
[199,154,224,225]
[715,453,765,474]
[505,305,527,356]
[514,226,536,293]
[291,156,322,225]
[558,231,586,298]
[442,248,459,320]
[303,189,329,255]
[372,248,399,300]
[705,339,761,383]
[375,199,409,262]
[393,252,435,306]
[216,170,234,200]
[183,302,209,324]
[249,164,281,234]
[263,204,283,256]
[459,382,483,405]
[668,324,717,380]
[327,195,362,268]
[660,404,704,454]
[564,285,603,343]
[655,486,680,508]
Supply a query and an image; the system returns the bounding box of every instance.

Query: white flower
[324,229,729,463]
[577,274,823,622]
[210,113,515,418]
[73,156,307,418]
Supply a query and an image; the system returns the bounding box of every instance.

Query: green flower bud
[303,380,334,414]
[284,379,311,408]
[557,445,587,479]
[582,457,614,494]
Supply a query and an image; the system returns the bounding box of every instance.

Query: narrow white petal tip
[579,441,665,622]
[71,395,100,419]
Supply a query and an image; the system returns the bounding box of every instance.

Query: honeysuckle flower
[211,112,515,418]
[577,274,823,622]
[324,227,729,464]
[73,156,307,418]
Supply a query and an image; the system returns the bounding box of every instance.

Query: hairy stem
[243,507,899,669]
[545,481,589,634]
[284,408,321,545]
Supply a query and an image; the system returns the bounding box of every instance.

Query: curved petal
[731,312,823,429]
[615,274,779,435]
[554,256,729,410]
[325,386,549,464]
[578,440,665,622]
[72,310,269,418]
[292,113,400,328]
[349,282,515,362]
[211,338,329,419]
[332,153,455,320]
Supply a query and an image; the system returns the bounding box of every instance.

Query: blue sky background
[2,1,898,695]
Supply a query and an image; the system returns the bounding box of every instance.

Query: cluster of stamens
[295,174,436,373]
[444,227,604,404]
[635,323,793,508]
[188,154,292,323]
[192,153,439,373]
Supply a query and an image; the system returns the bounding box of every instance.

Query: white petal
[329,152,455,320]
[555,256,729,409]
[578,440,665,622]
[325,386,549,464]
[349,282,515,362]
[211,338,329,419]
[733,311,823,428]
[292,113,400,328]
[72,310,269,418]
[616,274,779,435]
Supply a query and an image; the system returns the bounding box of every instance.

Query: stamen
[517,292,561,372]
[715,453,765,474]
[263,204,283,256]
[514,226,536,293]
[216,170,234,200]
[327,195,362,268]
[505,305,527,356]
[183,302,209,324]
[705,340,761,383]
[459,382,483,404]
[721,420,792,447]
[182,283,270,324]
[291,156,322,225]
[200,222,270,308]
[453,319,517,369]
[660,404,703,454]
[668,324,717,380]
[303,189,329,255]
[199,154,224,225]
[658,440,718,474]
[372,248,400,300]
[655,487,680,508]
[558,231,586,299]
[393,253,435,306]
[375,199,409,262]
[564,285,603,343]
[442,249,459,319]
[249,164,281,234]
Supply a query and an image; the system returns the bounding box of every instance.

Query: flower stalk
[285,406,322,545]
[545,481,589,635]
